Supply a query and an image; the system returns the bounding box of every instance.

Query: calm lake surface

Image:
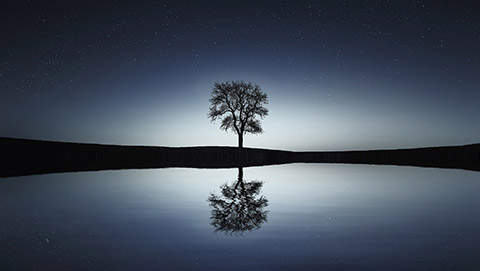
[1,164,479,270]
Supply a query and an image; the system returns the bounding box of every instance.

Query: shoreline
[1,137,479,177]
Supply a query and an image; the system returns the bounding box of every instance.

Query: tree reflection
[207,167,269,235]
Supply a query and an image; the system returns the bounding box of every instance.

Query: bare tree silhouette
[207,167,269,235]
[208,81,268,148]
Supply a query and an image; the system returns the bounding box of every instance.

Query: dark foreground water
[1,164,479,270]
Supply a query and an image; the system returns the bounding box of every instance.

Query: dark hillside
[1,137,479,177]
[294,144,480,172]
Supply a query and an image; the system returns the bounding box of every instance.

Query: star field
[1,1,479,150]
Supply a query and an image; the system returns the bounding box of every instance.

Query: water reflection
[207,167,269,235]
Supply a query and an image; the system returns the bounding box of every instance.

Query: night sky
[2,1,479,151]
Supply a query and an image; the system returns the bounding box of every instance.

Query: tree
[208,81,268,148]
[207,167,269,235]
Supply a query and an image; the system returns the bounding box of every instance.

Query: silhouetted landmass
[1,137,479,177]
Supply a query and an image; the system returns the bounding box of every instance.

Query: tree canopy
[208,81,268,148]
[208,167,269,235]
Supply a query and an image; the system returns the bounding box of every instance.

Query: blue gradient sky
[1,1,479,150]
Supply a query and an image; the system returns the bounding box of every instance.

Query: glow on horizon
[63,73,476,151]
[3,65,477,151]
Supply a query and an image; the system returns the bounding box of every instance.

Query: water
[1,164,479,270]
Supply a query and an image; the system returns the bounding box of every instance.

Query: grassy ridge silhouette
[1,137,479,177]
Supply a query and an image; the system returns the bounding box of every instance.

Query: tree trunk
[238,133,243,148]
[237,167,243,181]
[234,167,243,190]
